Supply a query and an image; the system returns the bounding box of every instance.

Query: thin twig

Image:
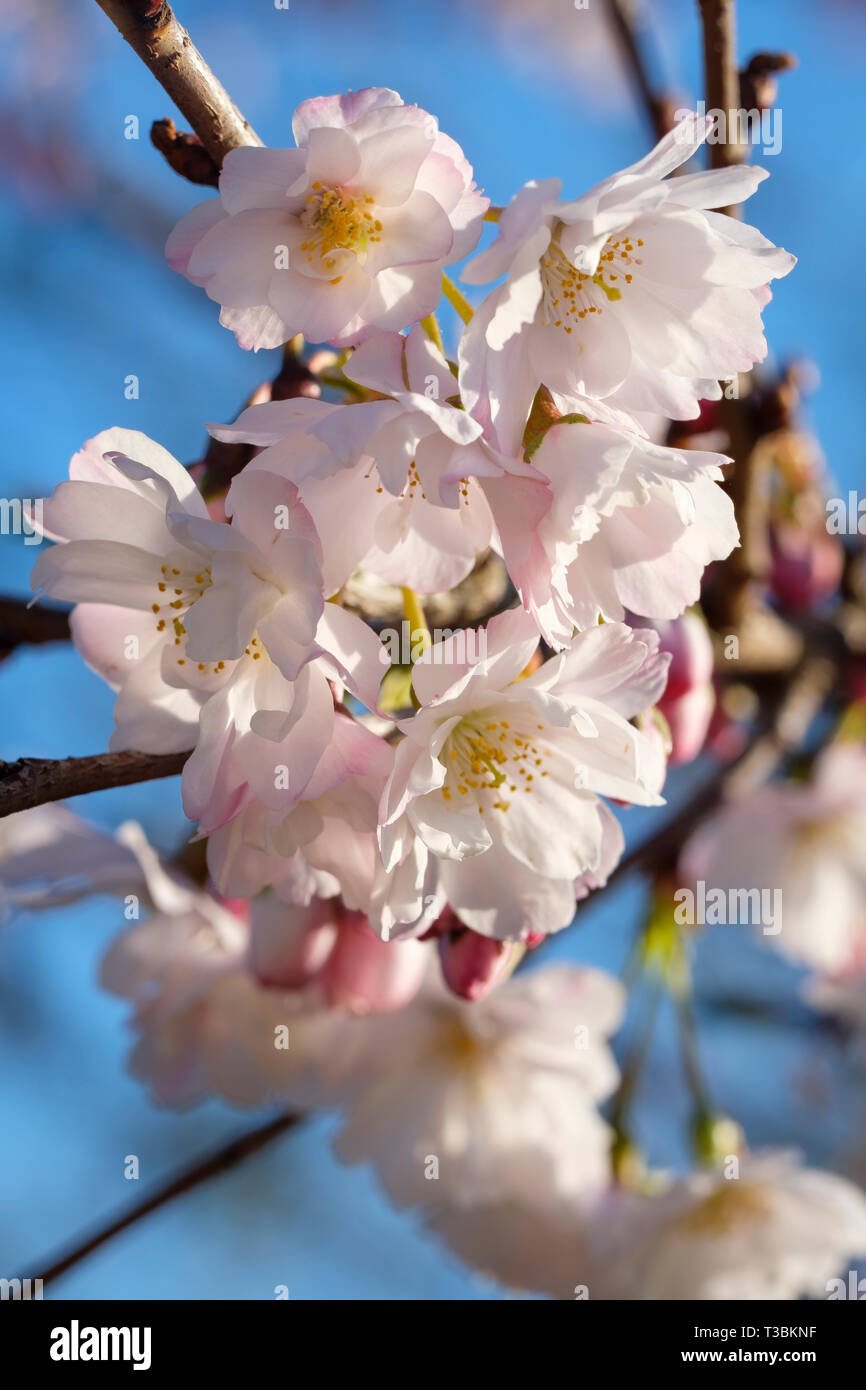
[93,1,262,166]
[0,749,189,820]
[606,0,677,140]
[698,0,746,198]
[28,1114,300,1289]
[698,0,760,631]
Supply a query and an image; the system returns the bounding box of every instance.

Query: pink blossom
[461,113,795,433]
[371,608,667,943]
[167,87,488,350]
[501,418,739,647]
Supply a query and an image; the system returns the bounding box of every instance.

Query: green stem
[675,987,713,1121]
[420,312,445,355]
[610,978,663,1138]
[400,587,431,658]
[441,273,473,325]
[317,371,367,399]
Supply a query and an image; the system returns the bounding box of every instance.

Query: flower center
[151,557,248,677]
[794,810,857,852]
[365,459,473,508]
[299,183,382,273]
[441,712,552,815]
[539,227,643,333]
[676,1181,769,1236]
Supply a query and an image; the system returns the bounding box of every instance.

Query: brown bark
[0,749,189,819]
[94,1,262,166]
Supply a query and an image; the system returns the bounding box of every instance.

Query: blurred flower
[335,963,624,1209]
[769,514,844,613]
[250,893,428,1013]
[680,742,866,973]
[437,922,523,1001]
[101,890,379,1109]
[0,805,194,918]
[599,1151,866,1300]
[428,1151,866,1300]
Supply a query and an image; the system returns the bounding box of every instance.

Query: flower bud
[769,520,843,613]
[692,1111,744,1166]
[321,910,427,1014]
[636,612,715,765]
[249,897,338,990]
[438,927,523,1002]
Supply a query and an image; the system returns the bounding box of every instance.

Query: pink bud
[249,897,338,990]
[321,910,428,1014]
[420,905,463,941]
[215,896,251,922]
[438,928,520,1002]
[769,521,843,613]
[652,612,715,698]
[662,682,716,765]
[634,612,715,766]
[704,692,750,764]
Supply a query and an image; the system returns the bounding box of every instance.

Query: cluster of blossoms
[24,86,866,1297]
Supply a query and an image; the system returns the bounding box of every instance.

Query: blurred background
[1,0,864,1299]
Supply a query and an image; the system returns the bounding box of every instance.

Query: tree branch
[28,1113,299,1289]
[93,1,262,166]
[698,0,746,194]
[606,0,678,140]
[0,749,189,820]
[0,596,70,654]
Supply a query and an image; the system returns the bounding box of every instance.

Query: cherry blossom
[681,741,866,973]
[101,894,371,1109]
[167,87,488,350]
[210,325,536,594]
[428,1151,866,1300]
[205,708,393,913]
[598,1152,866,1301]
[461,112,795,430]
[503,417,739,646]
[30,428,387,833]
[372,608,669,942]
[102,881,429,1107]
[636,611,716,765]
[10,23,830,1311]
[0,806,194,916]
[334,963,624,1208]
